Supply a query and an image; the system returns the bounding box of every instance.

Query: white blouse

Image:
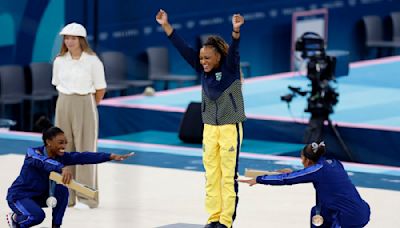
[52,52,107,95]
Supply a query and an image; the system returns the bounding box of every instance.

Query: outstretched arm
[61,152,135,184]
[63,152,135,166]
[241,164,321,187]
[238,168,293,186]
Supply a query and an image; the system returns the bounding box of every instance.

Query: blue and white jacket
[256,157,370,227]
[7,146,111,201]
[168,31,246,125]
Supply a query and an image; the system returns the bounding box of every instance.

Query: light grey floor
[1,154,399,228]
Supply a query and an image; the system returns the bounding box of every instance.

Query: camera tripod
[304,113,354,161]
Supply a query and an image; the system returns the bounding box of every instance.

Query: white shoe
[6,212,17,228]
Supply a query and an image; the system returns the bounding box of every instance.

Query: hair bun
[33,116,53,133]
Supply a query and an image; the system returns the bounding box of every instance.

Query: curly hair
[203,35,229,57]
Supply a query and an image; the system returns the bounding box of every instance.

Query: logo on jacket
[229,146,235,152]
[215,72,222,81]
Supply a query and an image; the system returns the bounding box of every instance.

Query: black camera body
[304,55,338,116]
[295,32,325,59]
[283,32,339,116]
[286,33,352,154]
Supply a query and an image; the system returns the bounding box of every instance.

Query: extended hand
[61,167,73,184]
[276,168,293,174]
[156,9,168,25]
[232,14,244,31]
[238,178,257,186]
[110,152,135,161]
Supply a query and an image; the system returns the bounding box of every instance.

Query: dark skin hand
[110,152,135,161]
[61,167,73,184]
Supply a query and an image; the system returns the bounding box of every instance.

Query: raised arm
[156,9,173,36]
[155,9,201,71]
[226,14,244,71]
[232,14,244,40]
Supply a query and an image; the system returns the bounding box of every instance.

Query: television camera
[281,32,353,160]
[281,32,339,116]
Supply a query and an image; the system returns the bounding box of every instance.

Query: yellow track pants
[203,123,243,228]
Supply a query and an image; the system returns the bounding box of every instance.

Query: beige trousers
[55,93,99,208]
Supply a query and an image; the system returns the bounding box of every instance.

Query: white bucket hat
[59,22,87,37]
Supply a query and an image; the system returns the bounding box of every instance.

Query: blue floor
[1,131,399,192]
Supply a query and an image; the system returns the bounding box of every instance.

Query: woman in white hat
[52,22,106,208]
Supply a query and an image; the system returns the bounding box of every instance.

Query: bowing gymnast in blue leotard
[239,142,370,228]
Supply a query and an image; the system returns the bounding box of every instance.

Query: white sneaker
[6,212,17,228]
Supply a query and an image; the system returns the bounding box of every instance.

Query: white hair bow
[311,141,325,153]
